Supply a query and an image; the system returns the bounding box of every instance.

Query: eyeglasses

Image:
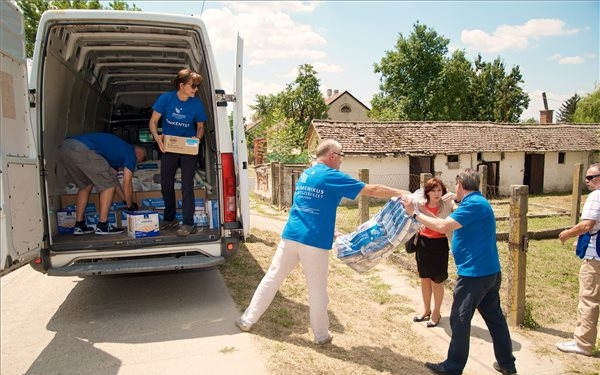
[333,151,344,157]
[585,174,600,182]
[186,82,199,89]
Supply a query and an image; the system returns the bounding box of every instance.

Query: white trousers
[240,238,331,341]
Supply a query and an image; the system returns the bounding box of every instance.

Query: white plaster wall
[337,151,588,197]
[340,156,410,190]
[544,151,590,193]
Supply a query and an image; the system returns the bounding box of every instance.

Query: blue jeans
[443,272,516,375]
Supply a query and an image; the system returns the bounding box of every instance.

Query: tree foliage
[17,0,141,58]
[573,86,600,123]
[556,93,580,123]
[371,23,530,122]
[249,64,327,163]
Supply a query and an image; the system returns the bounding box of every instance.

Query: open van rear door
[233,34,249,237]
[0,1,44,276]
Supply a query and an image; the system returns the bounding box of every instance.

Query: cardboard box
[64,202,97,213]
[135,188,206,209]
[163,135,199,155]
[85,211,118,229]
[56,210,77,233]
[207,199,219,229]
[141,197,166,209]
[61,192,122,210]
[128,210,160,238]
[117,209,129,229]
[158,210,184,224]
[177,197,205,210]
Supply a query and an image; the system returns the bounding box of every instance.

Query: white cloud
[549,54,585,64]
[201,2,326,66]
[461,18,579,53]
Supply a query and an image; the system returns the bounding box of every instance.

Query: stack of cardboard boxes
[56,187,213,238]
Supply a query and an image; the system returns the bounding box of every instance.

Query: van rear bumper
[46,254,225,276]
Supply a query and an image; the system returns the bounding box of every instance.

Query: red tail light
[221,153,237,223]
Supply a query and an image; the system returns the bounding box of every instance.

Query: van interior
[37,16,224,250]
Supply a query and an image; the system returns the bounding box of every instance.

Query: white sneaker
[556,341,592,356]
[314,333,333,346]
[235,318,252,332]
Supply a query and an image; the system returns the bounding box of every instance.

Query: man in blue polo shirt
[235,139,409,345]
[403,168,517,375]
[59,132,146,235]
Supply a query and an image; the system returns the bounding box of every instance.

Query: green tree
[17,0,140,58]
[573,86,600,123]
[371,23,530,122]
[557,93,581,123]
[248,64,326,163]
[471,56,530,122]
[372,23,448,120]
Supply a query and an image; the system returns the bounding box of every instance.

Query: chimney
[540,110,554,124]
[333,89,339,95]
[326,89,332,97]
[539,92,553,124]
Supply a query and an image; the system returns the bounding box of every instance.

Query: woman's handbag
[405,233,419,253]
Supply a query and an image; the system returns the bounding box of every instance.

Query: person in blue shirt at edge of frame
[402,168,517,375]
[235,139,410,345]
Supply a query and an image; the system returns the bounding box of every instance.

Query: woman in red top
[412,177,456,328]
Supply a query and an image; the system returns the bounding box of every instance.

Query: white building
[306,120,600,196]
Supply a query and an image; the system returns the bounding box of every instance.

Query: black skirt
[415,235,449,283]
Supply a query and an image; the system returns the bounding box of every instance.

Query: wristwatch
[412,212,419,219]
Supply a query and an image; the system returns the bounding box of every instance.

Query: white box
[57,210,76,233]
[127,210,159,238]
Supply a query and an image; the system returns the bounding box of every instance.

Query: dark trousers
[161,152,197,226]
[443,272,516,375]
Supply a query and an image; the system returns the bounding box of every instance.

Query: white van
[0,2,249,277]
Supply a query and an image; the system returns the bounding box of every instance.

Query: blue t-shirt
[282,163,366,250]
[71,132,137,172]
[152,91,208,137]
[449,191,501,277]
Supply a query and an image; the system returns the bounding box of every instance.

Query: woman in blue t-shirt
[149,68,207,236]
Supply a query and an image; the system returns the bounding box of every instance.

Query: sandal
[413,313,431,322]
[427,316,441,328]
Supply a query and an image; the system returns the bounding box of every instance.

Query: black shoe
[424,362,453,375]
[73,224,94,235]
[95,223,124,235]
[493,361,518,375]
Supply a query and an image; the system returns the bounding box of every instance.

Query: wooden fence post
[277,162,285,210]
[571,163,583,225]
[358,169,370,225]
[478,164,488,197]
[420,173,432,189]
[507,185,528,326]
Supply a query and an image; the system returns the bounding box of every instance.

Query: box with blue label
[64,202,97,213]
[128,210,159,238]
[158,210,184,224]
[85,211,118,229]
[56,210,77,233]
[177,198,205,210]
[163,135,199,155]
[141,197,166,209]
[207,199,219,229]
[111,201,128,211]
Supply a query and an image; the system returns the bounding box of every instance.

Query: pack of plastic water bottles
[335,197,420,273]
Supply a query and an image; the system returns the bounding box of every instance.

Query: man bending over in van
[59,132,146,235]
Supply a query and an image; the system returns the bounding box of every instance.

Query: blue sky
[113,1,598,121]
